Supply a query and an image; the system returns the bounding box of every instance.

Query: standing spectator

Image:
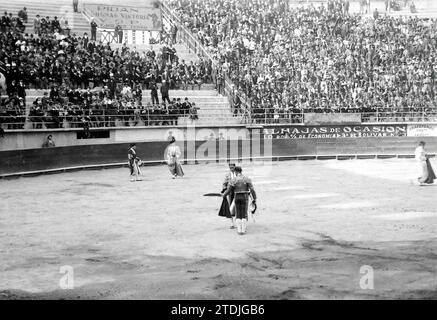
[150,81,159,105]
[42,135,56,148]
[62,19,71,36]
[217,72,224,95]
[360,0,366,14]
[90,18,98,41]
[160,80,171,104]
[51,16,61,33]
[1,11,11,33]
[171,24,178,44]
[17,80,26,104]
[83,32,89,48]
[18,7,27,23]
[189,103,199,121]
[73,0,79,13]
[344,0,350,14]
[115,24,123,43]
[34,14,41,35]
[121,83,132,99]
[41,16,50,34]
[410,1,417,13]
[0,72,6,95]
[385,0,391,12]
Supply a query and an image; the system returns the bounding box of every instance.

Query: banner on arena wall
[263,125,408,139]
[304,113,362,125]
[84,4,162,31]
[407,124,437,137]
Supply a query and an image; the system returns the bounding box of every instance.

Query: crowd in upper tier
[0,31,212,92]
[0,8,212,128]
[167,0,437,122]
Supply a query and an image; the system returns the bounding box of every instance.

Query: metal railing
[0,107,248,129]
[249,109,437,124]
[361,111,437,123]
[2,109,437,130]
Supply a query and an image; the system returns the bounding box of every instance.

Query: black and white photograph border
[0,0,437,305]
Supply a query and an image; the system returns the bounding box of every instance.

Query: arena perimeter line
[1,153,435,179]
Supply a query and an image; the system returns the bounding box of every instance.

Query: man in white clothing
[414,141,428,185]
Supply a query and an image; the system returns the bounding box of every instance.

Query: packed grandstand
[1,0,437,130]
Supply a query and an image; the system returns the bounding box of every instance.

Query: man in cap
[223,166,257,235]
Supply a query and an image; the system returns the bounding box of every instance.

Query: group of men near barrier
[127,136,185,182]
[126,141,258,235]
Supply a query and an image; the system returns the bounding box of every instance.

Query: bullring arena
[1,157,437,299]
[1,0,437,301]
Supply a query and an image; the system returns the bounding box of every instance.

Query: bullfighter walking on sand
[222,166,257,235]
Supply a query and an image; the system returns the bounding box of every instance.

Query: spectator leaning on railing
[1,81,201,130]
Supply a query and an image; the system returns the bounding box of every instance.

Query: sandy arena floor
[0,159,436,299]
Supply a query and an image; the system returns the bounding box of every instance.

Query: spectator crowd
[0,6,213,129]
[3,0,437,128]
[167,0,437,123]
[2,83,201,129]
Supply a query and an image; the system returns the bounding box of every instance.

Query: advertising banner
[304,113,362,125]
[407,124,437,137]
[263,125,408,139]
[84,4,162,31]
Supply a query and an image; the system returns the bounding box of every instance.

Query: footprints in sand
[318,201,379,209]
[291,193,340,199]
[376,212,437,221]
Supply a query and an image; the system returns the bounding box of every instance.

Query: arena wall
[0,126,250,152]
[1,124,436,176]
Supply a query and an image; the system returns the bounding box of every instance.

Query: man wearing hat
[223,166,257,235]
[52,16,61,33]
[115,24,123,44]
[150,81,159,105]
[90,18,98,41]
[18,7,28,24]
[160,79,170,104]
[128,143,142,182]
[34,14,41,35]
[1,12,11,33]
